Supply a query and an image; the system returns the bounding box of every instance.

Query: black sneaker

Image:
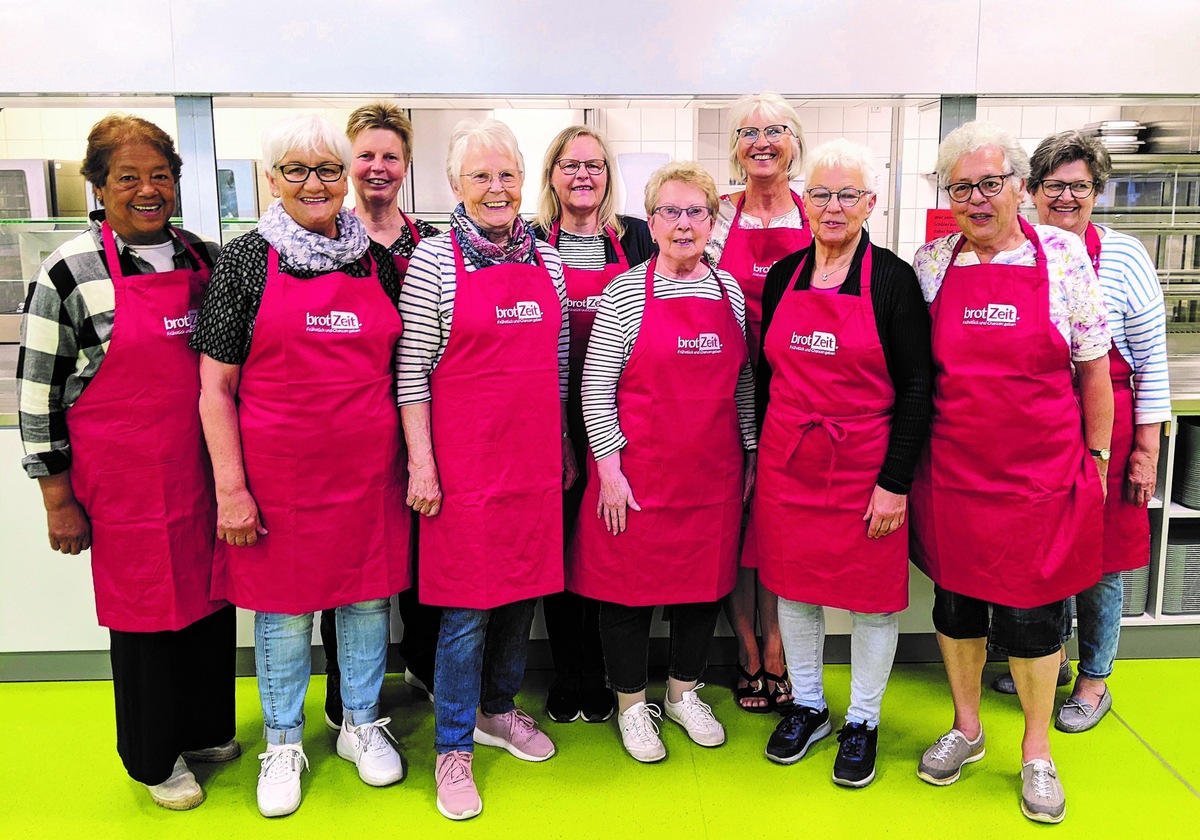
[580,675,615,723]
[832,721,878,787]
[765,706,831,765]
[545,675,581,723]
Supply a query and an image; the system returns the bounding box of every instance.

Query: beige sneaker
[1021,758,1066,824]
[146,756,204,811]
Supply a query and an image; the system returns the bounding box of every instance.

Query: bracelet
[562,432,571,439]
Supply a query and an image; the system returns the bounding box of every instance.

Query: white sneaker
[663,685,725,747]
[256,743,308,818]
[337,717,404,786]
[146,755,204,810]
[618,701,666,763]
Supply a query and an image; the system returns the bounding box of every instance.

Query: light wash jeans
[255,598,390,744]
[434,599,536,753]
[777,598,899,728]
[1072,571,1124,680]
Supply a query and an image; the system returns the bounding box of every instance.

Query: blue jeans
[1074,571,1124,680]
[777,598,899,728]
[434,599,536,753]
[255,598,390,744]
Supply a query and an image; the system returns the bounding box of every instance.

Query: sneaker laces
[837,725,869,760]
[437,751,473,787]
[776,706,820,738]
[351,717,398,756]
[258,744,308,781]
[928,732,964,762]
[622,703,662,745]
[506,708,538,737]
[674,684,717,725]
[1027,761,1056,799]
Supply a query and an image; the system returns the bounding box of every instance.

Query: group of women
[17,92,1166,827]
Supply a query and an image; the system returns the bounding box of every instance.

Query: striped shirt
[17,212,220,478]
[1095,225,1171,424]
[581,261,757,459]
[704,194,804,266]
[552,230,607,270]
[397,232,569,405]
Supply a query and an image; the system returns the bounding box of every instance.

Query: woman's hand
[407,460,443,517]
[595,452,640,535]
[46,499,91,555]
[1125,424,1160,508]
[217,487,267,546]
[1094,456,1110,502]
[562,435,579,490]
[863,485,907,539]
[743,450,757,506]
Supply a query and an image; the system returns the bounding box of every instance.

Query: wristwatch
[1088,447,1111,461]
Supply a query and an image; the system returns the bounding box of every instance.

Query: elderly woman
[400,118,571,821]
[910,121,1112,825]
[705,91,811,713]
[16,114,235,810]
[319,102,442,727]
[989,131,1169,733]
[532,125,655,725]
[754,140,932,787]
[568,161,757,763]
[194,113,410,818]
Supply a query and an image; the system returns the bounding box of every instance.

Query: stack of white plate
[1082,120,1146,154]
[1067,566,1150,619]
[1172,418,1200,508]
[1163,542,1200,614]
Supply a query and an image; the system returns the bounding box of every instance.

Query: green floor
[3,661,1198,839]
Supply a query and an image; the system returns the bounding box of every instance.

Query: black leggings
[598,600,721,694]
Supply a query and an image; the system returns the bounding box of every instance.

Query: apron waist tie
[786,413,849,506]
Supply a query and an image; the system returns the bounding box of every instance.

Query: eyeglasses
[556,159,607,175]
[806,187,873,208]
[734,125,790,144]
[462,170,522,188]
[944,172,1015,203]
[275,163,345,183]
[652,205,712,222]
[1035,179,1096,199]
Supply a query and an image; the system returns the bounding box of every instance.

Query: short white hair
[802,139,879,192]
[262,113,352,171]
[445,118,524,187]
[935,120,1030,186]
[727,91,806,182]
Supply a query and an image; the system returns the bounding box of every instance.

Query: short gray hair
[1029,130,1112,193]
[262,113,352,171]
[644,161,720,219]
[445,118,524,188]
[727,91,806,182]
[935,120,1030,186]
[802,139,879,192]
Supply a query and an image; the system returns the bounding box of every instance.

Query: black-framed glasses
[734,124,790,144]
[806,187,873,208]
[1035,179,1096,199]
[557,159,607,175]
[462,169,522,188]
[653,205,712,222]
[944,172,1015,203]
[275,163,345,183]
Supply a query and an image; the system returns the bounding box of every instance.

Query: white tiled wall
[0,107,178,162]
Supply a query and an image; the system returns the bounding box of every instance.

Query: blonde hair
[346,102,415,163]
[727,91,806,182]
[644,161,720,219]
[534,125,624,238]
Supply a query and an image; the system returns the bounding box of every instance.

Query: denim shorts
[931,585,1067,658]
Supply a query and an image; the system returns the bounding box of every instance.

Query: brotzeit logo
[790,330,838,355]
[566,295,601,313]
[306,310,362,333]
[163,309,199,336]
[678,333,723,355]
[752,262,772,277]
[962,303,1019,327]
[496,301,544,324]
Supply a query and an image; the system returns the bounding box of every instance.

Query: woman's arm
[1077,355,1114,497]
[198,356,265,545]
[401,402,441,516]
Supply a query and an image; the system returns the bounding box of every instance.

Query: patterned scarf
[450,203,535,268]
[256,199,371,273]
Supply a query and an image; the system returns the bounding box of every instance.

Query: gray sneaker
[992,659,1073,695]
[917,728,985,785]
[1021,758,1066,823]
[1055,689,1112,733]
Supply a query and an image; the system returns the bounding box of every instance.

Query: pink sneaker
[473,708,556,762]
[435,751,482,821]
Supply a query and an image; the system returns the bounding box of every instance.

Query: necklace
[817,257,853,284]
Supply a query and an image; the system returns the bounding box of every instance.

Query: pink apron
[353,209,421,278]
[212,247,411,614]
[69,222,224,631]
[418,236,564,609]
[755,246,908,612]
[910,219,1103,608]
[1084,223,1150,572]
[568,256,747,606]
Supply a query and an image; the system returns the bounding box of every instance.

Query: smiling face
[267,146,348,238]
[947,145,1024,252]
[552,134,608,221]
[350,127,409,210]
[647,180,715,272]
[802,165,876,252]
[735,108,794,183]
[453,145,523,240]
[1031,158,1097,239]
[95,143,176,245]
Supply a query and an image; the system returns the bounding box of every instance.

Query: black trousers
[109,604,236,785]
[598,600,722,694]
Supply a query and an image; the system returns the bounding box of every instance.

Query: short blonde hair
[445,118,523,188]
[262,113,352,171]
[534,125,624,238]
[644,161,720,219]
[727,91,806,182]
[346,102,415,163]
